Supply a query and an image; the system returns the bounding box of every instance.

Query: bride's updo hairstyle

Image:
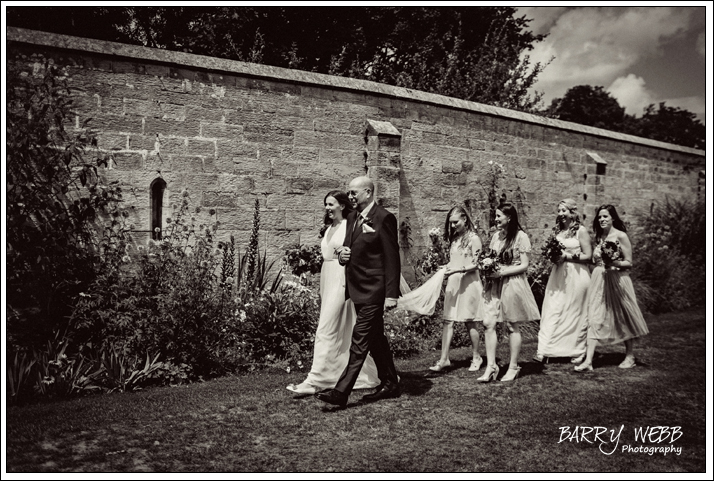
[319,190,354,238]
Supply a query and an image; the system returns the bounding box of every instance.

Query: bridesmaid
[534,199,592,363]
[478,202,540,382]
[575,204,649,371]
[429,206,484,373]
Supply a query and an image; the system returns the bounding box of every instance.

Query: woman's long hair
[319,190,353,238]
[557,198,581,237]
[497,202,524,264]
[592,204,627,241]
[443,205,476,245]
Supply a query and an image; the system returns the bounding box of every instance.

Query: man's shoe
[361,382,400,403]
[315,389,348,408]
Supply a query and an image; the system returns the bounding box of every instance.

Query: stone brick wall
[8,28,705,277]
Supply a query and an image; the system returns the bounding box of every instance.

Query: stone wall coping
[8,26,704,158]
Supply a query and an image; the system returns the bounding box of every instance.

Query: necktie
[355,214,364,231]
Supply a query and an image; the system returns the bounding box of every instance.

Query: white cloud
[525,7,694,104]
[696,31,705,57]
[605,75,705,120]
[607,74,654,116]
[516,7,569,36]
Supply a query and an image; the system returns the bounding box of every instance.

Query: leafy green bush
[32,335,104,399]
[631,197,705,313]
[100,347,163,393]
[526,254,553,311]
[6,62,121,350]
[6,351,36,405]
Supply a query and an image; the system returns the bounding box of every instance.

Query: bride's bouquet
[600,240,621,265]
[541,233,566,264]
[477,249,500,288]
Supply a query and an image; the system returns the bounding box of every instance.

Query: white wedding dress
[290,220,381,392]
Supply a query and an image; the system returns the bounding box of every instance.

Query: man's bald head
[347,176,375,211]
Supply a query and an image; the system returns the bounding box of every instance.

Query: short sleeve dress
[483,230,541,324]
[586,238,649,344]
[443,231,484,322]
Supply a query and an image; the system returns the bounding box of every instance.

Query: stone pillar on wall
[364,120,402,220]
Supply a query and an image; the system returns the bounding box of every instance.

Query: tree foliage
[544,85,705,150]
[6,63,123,349]
[8,6,549,112]
[632,103,706,150]
[544,85,625,129]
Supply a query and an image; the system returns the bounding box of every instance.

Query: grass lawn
[5,308,707,473]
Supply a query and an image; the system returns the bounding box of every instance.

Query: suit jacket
[342,203,401,305]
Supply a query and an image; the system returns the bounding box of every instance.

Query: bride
[286,190,381,394]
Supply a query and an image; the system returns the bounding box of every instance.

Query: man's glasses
[348,188,368,197]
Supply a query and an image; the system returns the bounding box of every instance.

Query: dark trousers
[334,303,398,395]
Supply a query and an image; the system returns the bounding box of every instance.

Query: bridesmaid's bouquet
[477,249,500,287]
[600,240,621,265]
[541,233,566,264]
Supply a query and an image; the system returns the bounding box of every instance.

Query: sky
[516,5,709,122]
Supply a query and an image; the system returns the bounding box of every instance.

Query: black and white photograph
[3,2,711,475]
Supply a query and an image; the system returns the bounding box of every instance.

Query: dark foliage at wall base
[6,63,122,350]
[631,197,706,313]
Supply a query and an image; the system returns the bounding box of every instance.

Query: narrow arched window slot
[151,178,167,240]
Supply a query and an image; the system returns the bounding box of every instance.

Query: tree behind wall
[7,6,549,112]
[543,85,705,150]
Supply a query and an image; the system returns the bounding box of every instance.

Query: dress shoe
[500,366,521,382]
[429,359,451,372]
[532,354,544,363]
[618,356,636,369]
[315,389,348,408]
[469,356,483,372]
[476,364,499,383]
[574,363,593,372]
[361,382,400,403]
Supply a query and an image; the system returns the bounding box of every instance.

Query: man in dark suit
[315,176,401,408]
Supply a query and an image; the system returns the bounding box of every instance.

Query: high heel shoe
[476,364,499,383]
[574,363,593,372]
[429,359,451,372]
[500,366,521,382]
[468,356,483,372]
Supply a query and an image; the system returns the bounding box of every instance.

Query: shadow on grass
[593,352,649,369]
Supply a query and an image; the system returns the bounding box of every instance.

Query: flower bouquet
[600,240,621,266]
[477,249,501,288]
[541,233,566,264]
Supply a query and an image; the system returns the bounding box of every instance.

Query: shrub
[32,335,104,399]
[413,227,449,282]
[99,347,163,393]
[526,254,553,311]
[6,62,121,350]
[231,281,320,371]
[6,350,36,405]
[631,197,705,313]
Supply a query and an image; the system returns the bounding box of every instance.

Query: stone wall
[8,27,705,277]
